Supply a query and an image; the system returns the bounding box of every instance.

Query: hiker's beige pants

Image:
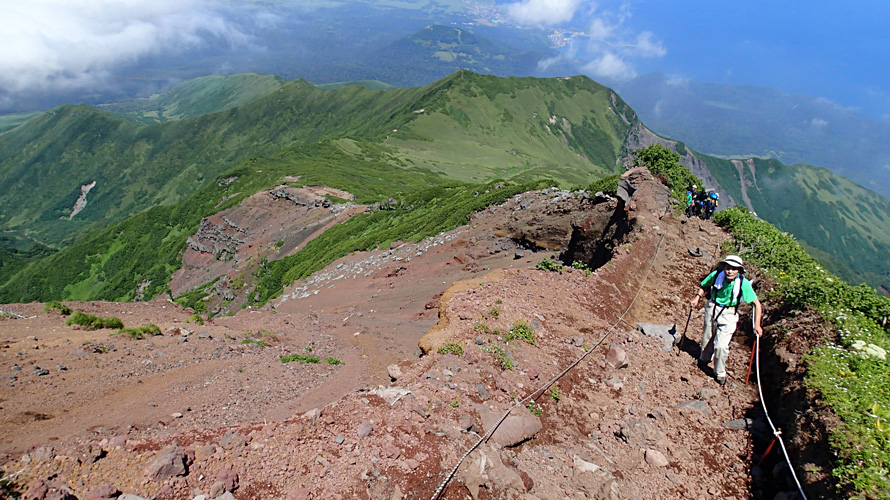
[699,300,739,378]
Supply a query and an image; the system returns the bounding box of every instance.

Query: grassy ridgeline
[714,207,890,497]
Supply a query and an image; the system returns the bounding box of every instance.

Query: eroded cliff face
[168,186,365,315]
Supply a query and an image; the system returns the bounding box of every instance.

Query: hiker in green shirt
[689,255,763,385]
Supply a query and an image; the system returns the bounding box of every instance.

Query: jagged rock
[477,404,541,448]
[144,445,188,481]
[356,421,373,438]
[459,444,525,500]
[605,344,628,369]
[387,363,402,381]
[636,322,679,352]
[618,419,669,448]
[32,445,54,462]
[82,483,120,500]
[213,466,238,493]
[645,449,669,467]
[676,400,711,416]
[219,430,246,450]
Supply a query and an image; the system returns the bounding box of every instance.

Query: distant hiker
[689,255,763,385]
[703,192,718,219]
[685,184,697,216]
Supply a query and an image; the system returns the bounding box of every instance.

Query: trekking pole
[678,306,693,355]
[746,313,758,384]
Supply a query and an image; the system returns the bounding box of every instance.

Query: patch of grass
[43,301,71,315]
[487,305,500,319]
[481,344,514,370]
[572,261,592,276]
[506,319,535,345]
[535,259,564,273]
[280,354,320,364]
[325,357,343,365]
[450,396,461,408]
[241,339,268,347]
[66,311,124,330]
[549,384,561,401]
[187,313,204,325]
[437,342,464,356]
[473,323,491,334]
[117,324,161,339]
[527,401,543,417]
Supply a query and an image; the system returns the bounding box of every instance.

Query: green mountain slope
[1,70,888,302]
[98,73,288,125]
[0,71,622,247]
[699,154,890,290]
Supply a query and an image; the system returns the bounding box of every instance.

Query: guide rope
[753,318,809,500]
[428,232,666,500]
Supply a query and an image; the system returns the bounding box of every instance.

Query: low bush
[66,311,124,330]
[117,324,161,339]
[43,301,72,315]
[506,319,535,345]
[280,354,320,364]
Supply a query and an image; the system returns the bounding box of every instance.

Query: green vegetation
[487,305,500,319]
[506,319,536,345]
[632,144,702,202]
[481,344,514,370]
[714,206,890,498]
[65,311,124,330]
[187,313,204,325]
[587,174,619,195]
[571,261,593,276]
[43,301,71,315]
[450,395,461,408]
[325,357,343,365]
[117,324,161,339]
[527,401,543,417]
[241,339,268,347]
[549,384,561,401]
[437,342,465,356]
[535,259,564,273]
[280,354,320,364]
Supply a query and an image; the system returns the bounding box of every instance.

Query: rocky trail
[1,169,807,500]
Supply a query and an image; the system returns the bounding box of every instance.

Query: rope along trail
[428,232,666,500]
[753,324,809,500]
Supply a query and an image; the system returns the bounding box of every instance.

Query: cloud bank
[505,1,666,83]
[503,0,583,26]
[0,0,249,103]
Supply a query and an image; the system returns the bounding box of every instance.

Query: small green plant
[43,301,72,315]
[488,305,500,319]
[437,342,464,356]
[325,357,343,365]
[117,324,161,339]
[66,311,124,330]
[275,240,285,248]
[473,322,491,334]
[571,261,593,276]
[280,354,320,364]
[187,313,204,325]
[506,319,536,345]
[304,346,313,352]
[535,259,564,273]
[450,395,461,408]
[527,401,543,417]
[241,339,268,347]
[481,345,514,370]
[549,384,562,401]
[237,368,244,373]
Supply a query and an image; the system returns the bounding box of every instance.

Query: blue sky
[499,0,890,122]
[2,0,888,122]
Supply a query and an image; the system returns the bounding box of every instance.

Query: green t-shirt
[701,270,757,306]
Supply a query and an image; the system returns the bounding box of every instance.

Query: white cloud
[810,117,829,128]
[504,0,584,26]
[0,0,249,95]
[581,51,636,81]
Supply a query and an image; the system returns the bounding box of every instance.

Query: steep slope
[98,74,288,126]
[617,72,890,200]
[3,170,782,500]
[0,71,622,248]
